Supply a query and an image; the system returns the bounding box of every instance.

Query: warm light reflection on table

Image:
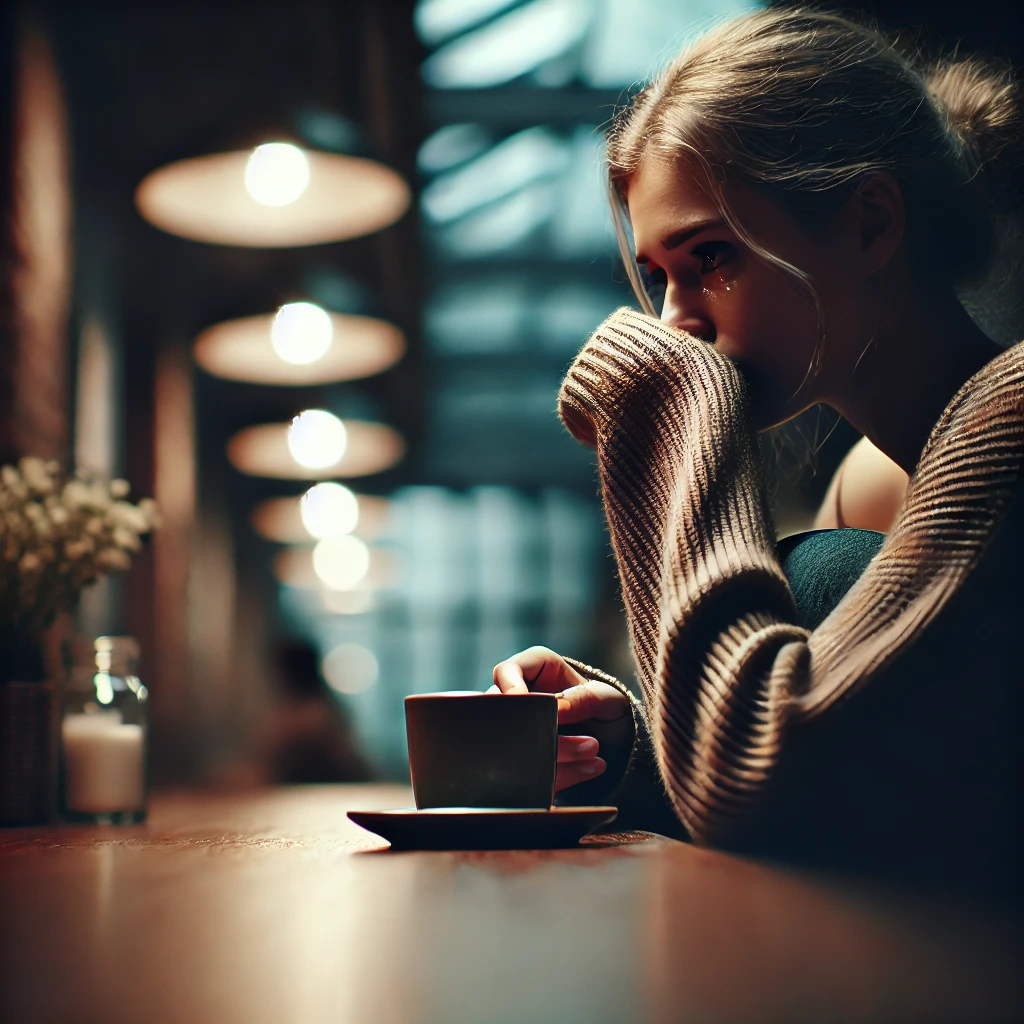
[0,787,1019,1024]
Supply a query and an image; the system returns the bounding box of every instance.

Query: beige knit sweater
[557,308,1024,854]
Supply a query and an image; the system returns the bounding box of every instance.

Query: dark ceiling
[45,0,425,518]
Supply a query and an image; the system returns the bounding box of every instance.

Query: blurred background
[1,0,1020,788]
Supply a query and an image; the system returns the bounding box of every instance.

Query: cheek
[710,271,818,365]
[707,271,822,426]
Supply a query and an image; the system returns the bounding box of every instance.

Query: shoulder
[813,437,908,534]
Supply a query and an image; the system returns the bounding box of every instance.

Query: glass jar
[60,636,148,824]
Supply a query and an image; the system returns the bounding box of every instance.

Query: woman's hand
[490,646,633,792]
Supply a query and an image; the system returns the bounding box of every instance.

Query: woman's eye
[693,242,735,275]
[639,264,667,313]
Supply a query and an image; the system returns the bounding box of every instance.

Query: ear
[854,173,905,271]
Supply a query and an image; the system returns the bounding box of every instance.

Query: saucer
[347,806,618,850]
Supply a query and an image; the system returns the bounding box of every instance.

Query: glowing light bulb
[271,302,333,365]
[301,482,358,538]
[312,535,370,590]
[322,643,379,694]
[287,410,347,469]
[245,143,310,206]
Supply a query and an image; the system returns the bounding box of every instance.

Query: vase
[0,627,60,825]
[0,678,58,825]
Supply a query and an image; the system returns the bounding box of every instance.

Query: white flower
[85,481,112,510]
[19,457,54,494]
[138,498,160,527]
[107,501,150,533]
[32,518,54,541]
[3,459,156,617]
[5,511,27,536]
[64,478,112,511]
[6,478,28,501]
[64,538,92,561]
[62,480,92,508]
[111,526,142,552]
[95,547,131,572]
[84,517,105,536]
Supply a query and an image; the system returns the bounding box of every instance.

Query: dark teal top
[778,528,885,630]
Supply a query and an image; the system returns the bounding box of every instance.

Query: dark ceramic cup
[405,691,558,809]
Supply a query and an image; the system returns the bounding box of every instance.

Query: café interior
[1,1,1022,1021]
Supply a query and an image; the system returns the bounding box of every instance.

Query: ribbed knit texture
[558,308,1024,847]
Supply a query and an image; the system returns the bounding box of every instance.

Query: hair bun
[927,59,1024,346]
[926,58,1020,175]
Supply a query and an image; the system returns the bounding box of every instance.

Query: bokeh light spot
[287,410,347,469]
[271,302,333,365]
[322,643,379,694]
[301,482,359,538]
[245,143,310,206]
[312,534,370,590]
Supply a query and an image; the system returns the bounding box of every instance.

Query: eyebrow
[635,218,726,265]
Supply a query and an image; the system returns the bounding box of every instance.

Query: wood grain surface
[0,786,1020,1024]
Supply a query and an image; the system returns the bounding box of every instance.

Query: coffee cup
[405,691,558,809]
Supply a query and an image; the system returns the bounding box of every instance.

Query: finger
[556,682,630,724]
[561,715,634,750]
[492,659,530,694]
[517,646,586,694]
[557,735,599,763]
[554,758,607,792]
[494,646,585,695]
[485,684,500,694]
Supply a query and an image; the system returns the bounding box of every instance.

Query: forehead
[625,156,720,242]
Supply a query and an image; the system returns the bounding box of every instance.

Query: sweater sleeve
[557,308,813,846]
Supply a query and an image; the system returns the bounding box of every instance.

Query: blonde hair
[607,7,1024,351]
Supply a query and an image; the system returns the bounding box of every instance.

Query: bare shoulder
[813,436,909,533]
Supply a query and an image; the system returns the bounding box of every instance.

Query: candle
[62,712,145,813]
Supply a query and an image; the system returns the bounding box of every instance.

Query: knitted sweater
[557,308,1024,882]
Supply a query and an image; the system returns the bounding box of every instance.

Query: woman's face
[626,155,869,428]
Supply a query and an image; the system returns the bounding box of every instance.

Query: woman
[492,9,1024,898]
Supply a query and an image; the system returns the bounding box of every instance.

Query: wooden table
[0,786,1020,1024]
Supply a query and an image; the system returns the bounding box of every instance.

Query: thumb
[556,681,630,724]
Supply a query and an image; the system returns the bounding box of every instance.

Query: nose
[660,285,716,342]
[669,316,716,342]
